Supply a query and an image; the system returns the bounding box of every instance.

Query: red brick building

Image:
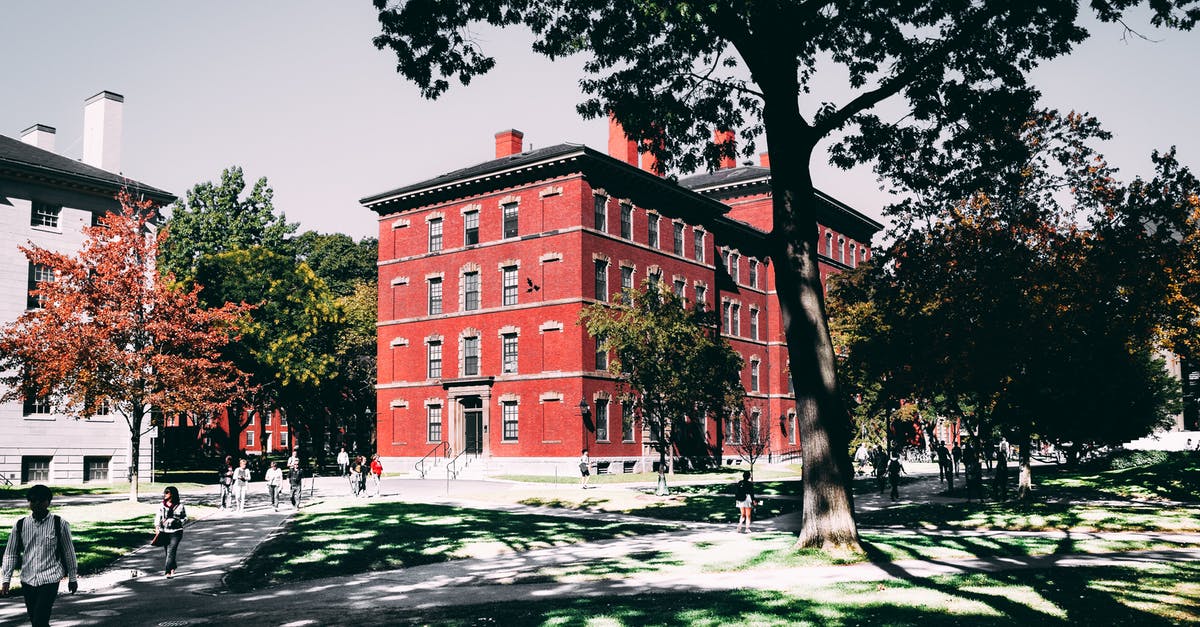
[361,122,881,475]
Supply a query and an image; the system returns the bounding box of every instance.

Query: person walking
[337,446,350,477]
[951,443,963,477]
[349,456,363,497]
[579,450,592,488]
[289,463,305,509]
[369,454,384,497]
[887,454,906,501]
[1,484,78,627]
[218,455,235,510]
[265,461,283,511]
[934,441,949,483]
[733,471,758,533]
[233,458,252,513]
[853,443,869,476]
[155,486,188,579]
[993,451,1010,501]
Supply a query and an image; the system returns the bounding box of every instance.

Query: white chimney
[83,90,123,172]
[20,124,56,152]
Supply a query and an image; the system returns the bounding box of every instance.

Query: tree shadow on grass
[225,501,672,591]
[857,498,1198,533]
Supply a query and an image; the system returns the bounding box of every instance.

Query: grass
[858,499,1200,533]
[496,465,801,486]
[0,481,206,499]
[344,562,1200,626]
[225,500,676,592]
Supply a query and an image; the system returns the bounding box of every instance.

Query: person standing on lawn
[1,484,78,627]
[155,486,188,578]
[733,471,758,533]
[265,461,284,511]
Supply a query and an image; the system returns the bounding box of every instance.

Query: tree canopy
[372,0,1197,550]
[580,283,744,495]
[0,194,247,501]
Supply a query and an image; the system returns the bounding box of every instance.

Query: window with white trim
[673,222,684,255]
[749,259,758,288]
[428,405,443,441]
[428,277,443,315]
[428,218,443,252]
[620,204,632,239]
[750,359,760,392]
[594,195,607,231]
[732,303,741,336]
[31,202,60,228]
[27,263,53,310]
[462,336,480,376]
[464,210,479,246]
[427,341,443,378]
[594,259,608,302]
[502,202,519,239]
[502,266,518,306]
[463,271,480,311]
[693,230,704,262]
[620,266,634,304]
[595,399,609,442]
[502,401,519,441]
[750,308,759,340]
[621,401,636,442]
[648,214,660,248]
[501,333,518,374]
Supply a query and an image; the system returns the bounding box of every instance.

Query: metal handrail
[415,442,449,479]
[446,447,473,480]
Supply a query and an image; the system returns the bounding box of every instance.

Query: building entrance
[462,397,484,454]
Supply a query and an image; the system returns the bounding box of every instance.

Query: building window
[280,431,289,448]
[826,231,834,256]
[788,412,797,445]
[673,278,685,298]
[502,266,518,306]
[620,205,632,239]
[22,457,51,483]
[280,413,288,426]
[693,230,704,262]
[428,405,443,442]
[730,253,740,283]
[695,285,706,311]
[621,401,635,442]
[502,401,519,441]
[750,360,760,392]
[648,214,659,248]
[722,302,731,333]
[749,260,758,288]
[246,431,255,447]
[726,414,742,445]
[595,399,609,442]
[673,222,684,255]
[594,260,608,302]
[31,202,60,228]
[22,373,51,416]
[502,202,519,239]
[648,269,661,287]
[850,243,858,268]
[247,412,255,426]
[428,218,443,253]
[83,457,110,482]
[265,412,273,426]
[27,263,53,310]
[750,308,759,340]
[464,210,479,246]
[463,271,480,311]
[620,266,634,304]
[502,333,518,374]
[839,237,846,264]
[428,277,443,315]
[594,195,607,231]
[749,411,762,444]
[732,304,741,336]
[428,341,443,378]
[595,336,608,370]
[463,336,480,376]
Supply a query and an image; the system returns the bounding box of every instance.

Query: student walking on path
[218,456,235,510]
[0,484,78,627]
[233,458,252,513]
[155,486,188,578]
[579,451,592,488]
[888,455,906,501]
[337,446,350,477]
[370,454,384,497]
[265,461,283,511]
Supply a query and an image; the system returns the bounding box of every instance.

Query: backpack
[13,515,68,573]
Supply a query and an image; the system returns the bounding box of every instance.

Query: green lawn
[0,508,156,589]
[339,562,1200,626]
[225,500,676,592]
[0,482,206,499]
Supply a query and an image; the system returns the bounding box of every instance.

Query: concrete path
[1,470,1195,626]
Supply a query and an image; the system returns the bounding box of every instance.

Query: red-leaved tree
[0,193,250,502]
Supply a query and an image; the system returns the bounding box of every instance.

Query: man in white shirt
[1,484,79,627]
[337,447,350,477]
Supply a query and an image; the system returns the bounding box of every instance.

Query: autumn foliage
[0,192,249,499]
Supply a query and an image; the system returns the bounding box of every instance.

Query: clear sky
[2,2,1196,241]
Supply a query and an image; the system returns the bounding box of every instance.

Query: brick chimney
[759,152,770,168]
[641,140,663,176]
[714,129,736,169]
[495,129,524,158]
[83,90,123,172]
[608,113,638,166]
[21,124,56,152]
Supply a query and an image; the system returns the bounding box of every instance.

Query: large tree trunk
[762,95,860,552]
[1017,432,1033,499]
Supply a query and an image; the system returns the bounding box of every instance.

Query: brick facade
[362,126,881,475]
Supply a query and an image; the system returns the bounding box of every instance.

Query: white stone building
[0,91,175,485]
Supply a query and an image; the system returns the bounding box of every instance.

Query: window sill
[22,415,56,421]
[30,225,63,235]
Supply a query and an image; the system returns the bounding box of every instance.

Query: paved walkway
[1,470,1195,626]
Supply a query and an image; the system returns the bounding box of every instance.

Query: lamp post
[579,399,591,453]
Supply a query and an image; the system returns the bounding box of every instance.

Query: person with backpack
[369,454,384,497]
[1,484,79,627]
[733,471,759,533]
[218,455,235,510]
[155,486,188,578]
[233,458,252,513]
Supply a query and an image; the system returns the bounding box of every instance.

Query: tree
[159,166,297,279]
[730,403,772,475]
[829,110,1200,496]
[580,283,744,495]
[190,247,341,459]
[293,232,379,297]
[371,0,1196,550]
[0,194,247,501]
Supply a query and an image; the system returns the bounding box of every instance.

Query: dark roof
[0,134,175,205]
[678,165,884,240]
